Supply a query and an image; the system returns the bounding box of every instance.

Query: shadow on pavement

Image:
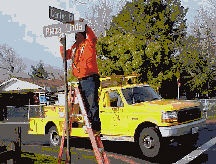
[68,137,198,164]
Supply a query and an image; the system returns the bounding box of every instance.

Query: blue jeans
[78,74,101,131]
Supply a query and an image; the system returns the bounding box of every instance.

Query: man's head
[75,31,86,44]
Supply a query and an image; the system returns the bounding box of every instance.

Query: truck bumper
[159,118,206,137]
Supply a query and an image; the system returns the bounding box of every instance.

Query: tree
[29,61,64,81]
[180,0,216,98]
[67,67,78,82]
[29,61,48,79]
[84,0,127,37]
[97,0,188,97]
[0,44,26,80]
[176,36,211,98]
[44,65,64,81]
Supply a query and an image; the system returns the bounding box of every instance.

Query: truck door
[28,105,45,134]
[100,90,124,135]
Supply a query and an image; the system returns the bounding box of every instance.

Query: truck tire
[138,127,161,158]
[48,126,60,146]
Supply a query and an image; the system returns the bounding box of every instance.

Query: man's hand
[79,18,87,32]
[59,34,66,58]
[59,33,66,45]
[79,18,84,22]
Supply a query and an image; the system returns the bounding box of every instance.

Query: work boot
[93,129,101,136]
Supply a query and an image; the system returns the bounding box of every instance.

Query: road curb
[206,119,216,124]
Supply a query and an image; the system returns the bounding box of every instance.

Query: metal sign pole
[45,7,87,163]
[177,79,180,100]
[178,85,180,100]
[61,34,70,163]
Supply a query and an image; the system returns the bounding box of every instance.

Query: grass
[21,152,65,163]
[0,151,65,163]
[206,114,216,120]
[1,140,96,163]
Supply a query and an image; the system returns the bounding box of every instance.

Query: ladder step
[98,147,104,153]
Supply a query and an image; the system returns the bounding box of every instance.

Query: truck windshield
[122,86,161,105]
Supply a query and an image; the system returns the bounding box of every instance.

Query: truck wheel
[138,127,161,158]
[48,126,60,146]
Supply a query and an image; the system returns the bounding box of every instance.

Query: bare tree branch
[0,44,26,80]
[81,0,127,37]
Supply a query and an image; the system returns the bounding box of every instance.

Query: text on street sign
[43,21,85,37]
[49,6,74,23]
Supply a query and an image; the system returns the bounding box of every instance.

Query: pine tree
[29,61,48,79]
[97,0,188,97]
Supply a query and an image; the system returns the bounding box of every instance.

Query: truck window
[6,106,29,122]
[122,86,161,104]
[109,91,123,107]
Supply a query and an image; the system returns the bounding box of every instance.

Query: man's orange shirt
[62,26,99,79]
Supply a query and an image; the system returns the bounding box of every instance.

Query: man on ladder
[60,19,109,164]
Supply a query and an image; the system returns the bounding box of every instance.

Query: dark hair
[76,31,86,39]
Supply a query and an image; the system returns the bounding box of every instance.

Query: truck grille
[177,107,201,123]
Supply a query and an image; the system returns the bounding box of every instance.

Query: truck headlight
[162,111,178,123]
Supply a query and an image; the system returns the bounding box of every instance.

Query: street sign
[43,21,85,37]
[49,6,74,23]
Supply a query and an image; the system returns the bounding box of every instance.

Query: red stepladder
[58,86,75,163]
[74,87,110,164]
[58,86,110,164]
[58,120,72,163]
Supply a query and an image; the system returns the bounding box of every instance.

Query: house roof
[19,78,64,92]
[0,78,43,93]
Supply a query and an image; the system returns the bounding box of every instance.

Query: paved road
[20,121,216,164]
[178,122,216,164]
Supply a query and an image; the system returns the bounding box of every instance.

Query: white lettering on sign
[45,27,62,36]
[43,21,85,37]
[50,8,66,21]
[43,24,64,37]
[70,23,84,32]
[49,6,74,23]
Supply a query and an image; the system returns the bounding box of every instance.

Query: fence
[0,127,21,163]
[0,105,45,163]
[199,99,216,118]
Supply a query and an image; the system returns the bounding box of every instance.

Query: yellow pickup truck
[28,77,206,158]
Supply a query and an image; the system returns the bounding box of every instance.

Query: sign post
[43,6,85,163]
[177,79,181,100]
[59,33,71,162]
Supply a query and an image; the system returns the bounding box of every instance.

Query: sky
[0,0,209,70]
